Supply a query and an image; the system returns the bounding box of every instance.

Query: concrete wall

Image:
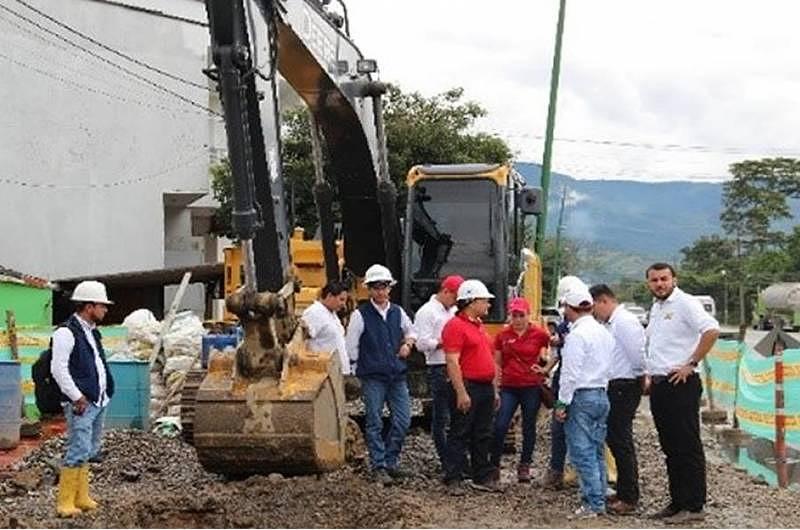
[0,0,220,284]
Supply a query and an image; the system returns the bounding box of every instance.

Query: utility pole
[535,0,567,254]
[721,269,729,325]
[550,185,568,304]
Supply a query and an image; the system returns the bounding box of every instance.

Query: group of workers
[302,262,720,523]
[48,260,719,523]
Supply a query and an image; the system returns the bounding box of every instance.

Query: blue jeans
[491,386,541,466]
[549,368,567,472]
[427,365,451,466]
[360,376,411,471]
[63,402,106,467]
[565,388,610,513]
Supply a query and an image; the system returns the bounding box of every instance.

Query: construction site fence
[704,339,799,449]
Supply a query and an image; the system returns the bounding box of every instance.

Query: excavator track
[180,369,206,445]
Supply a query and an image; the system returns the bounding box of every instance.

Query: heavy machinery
[189,0,543,476]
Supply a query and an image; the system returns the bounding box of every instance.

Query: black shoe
[446,481,467,497]
[88,453,104,464]
[650,504,680,519]
[370,468,394,486]
[387,467,414,480]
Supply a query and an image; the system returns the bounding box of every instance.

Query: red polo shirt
[494,324,550,388]
[441,313,495,383]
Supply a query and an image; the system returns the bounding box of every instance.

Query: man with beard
[645,263,719,524]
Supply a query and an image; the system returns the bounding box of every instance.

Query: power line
[0,148,210,190]
[0,11,193,104]
[495,130,800,157]
[13,0,211,91]
[0,50,212,117]
[0,2,220,117]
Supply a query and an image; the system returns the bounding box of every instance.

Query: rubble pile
[2,412,800,528]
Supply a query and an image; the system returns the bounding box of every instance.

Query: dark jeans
[443,380,496,484]
[606,379,642,504]
[650,373,706,512]
[427,365,451,466]
[360,375,411,471]
[549,367,567,472]
[491,386,541,466]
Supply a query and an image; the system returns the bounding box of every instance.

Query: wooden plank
[148,272,192,369]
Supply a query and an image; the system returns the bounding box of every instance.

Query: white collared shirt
[301,300,349,375]
[606,305,647,380]
[345,300,415,369]
[558,314,614,405]
[413,295,456,366]
[51,314,110,407]
[646,287,720,376]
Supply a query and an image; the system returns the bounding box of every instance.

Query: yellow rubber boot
[75,464,98,510]
[56,467,81,517]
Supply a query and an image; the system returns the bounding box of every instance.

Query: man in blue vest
[51,280,115,517]
[346,264,416,485]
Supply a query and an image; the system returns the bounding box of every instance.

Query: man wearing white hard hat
[345,264,415,485]
[543,275,589,489]
[440,279,501,495]
[554,287,614,518]
[51,280,115,517]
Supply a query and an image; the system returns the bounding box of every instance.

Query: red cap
[507,297,531,314]
[441,275,465,293]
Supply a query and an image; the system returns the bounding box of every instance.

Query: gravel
[2,404,799,528]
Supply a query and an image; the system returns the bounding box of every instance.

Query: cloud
[342,0,800,182]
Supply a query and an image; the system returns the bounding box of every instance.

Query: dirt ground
[1,406,799,529]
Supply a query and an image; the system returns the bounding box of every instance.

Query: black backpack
[32,328,74,414]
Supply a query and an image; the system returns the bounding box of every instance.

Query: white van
[693,295,716,318]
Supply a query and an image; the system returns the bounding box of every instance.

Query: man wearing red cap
[413,275,464,468]
[490,297,551,483]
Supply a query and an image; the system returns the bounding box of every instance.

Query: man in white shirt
[345,264,416,485]
[554,287,614,518]
[301,281,349,374]
[51,280,115,517]
[412,275,464,468]
[590,284,646,515]
[644,263,719,524]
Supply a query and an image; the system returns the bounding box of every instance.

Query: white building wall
[0,0,219,282]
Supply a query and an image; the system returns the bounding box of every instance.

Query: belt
[651,372,699,384]
[575,387,605,393]
[609,378,637,385]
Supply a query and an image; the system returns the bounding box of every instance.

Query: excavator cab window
[403,178,506,321]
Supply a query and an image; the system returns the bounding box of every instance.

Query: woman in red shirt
[491,297,551,482]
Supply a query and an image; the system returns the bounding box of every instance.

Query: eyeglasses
[368,282,391,290]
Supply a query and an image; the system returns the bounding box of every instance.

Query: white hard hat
[363,264,396,286]
[556,275,587,304]
[71,280,113,305]
[457,279,495,301]
[564,287,593,308]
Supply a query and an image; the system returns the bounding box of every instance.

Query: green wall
[0,282,53,328]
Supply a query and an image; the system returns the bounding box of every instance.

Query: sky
[339,1,800,182]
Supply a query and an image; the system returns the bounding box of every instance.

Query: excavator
[185,0,543,476]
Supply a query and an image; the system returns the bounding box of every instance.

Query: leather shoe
[649,504,680,519]
[608,499,637,516]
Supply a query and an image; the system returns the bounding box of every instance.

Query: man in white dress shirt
[554,287,614,518]
[412,275,464,468]
[645,263,719,524]
[51,281,115,517]
[301,280,349,374]
[590,284,646,515]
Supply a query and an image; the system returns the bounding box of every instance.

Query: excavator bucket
[188,327,347,477]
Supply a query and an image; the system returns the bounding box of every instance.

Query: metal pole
[773,338,789,487]
[723,271,729,325]
[550,185,568,303]
[535,0,567,254]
